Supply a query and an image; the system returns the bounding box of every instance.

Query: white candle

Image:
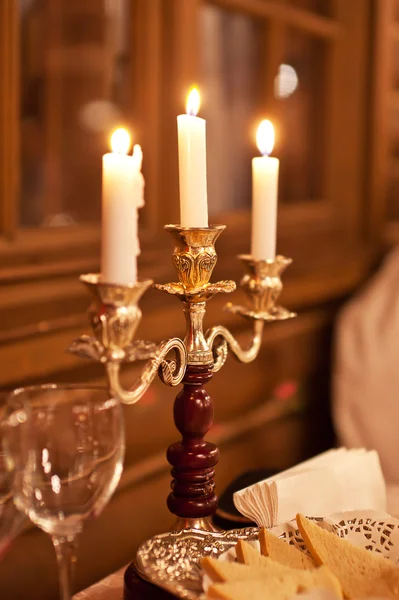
[132,143,145,256]
[251,120,279,260]
[101,128,143,285]
[177,87,208,227]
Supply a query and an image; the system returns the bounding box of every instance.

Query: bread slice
[235,539,269,567]
[202,557,262,583]
[236,538,314,571]
[258,528,315,570]
[297,513,399,599]
[207,580,340,600]
[201,554,342,598]
[207,579,300,600]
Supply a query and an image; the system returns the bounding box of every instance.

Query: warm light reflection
[274,64,298,99]
[110,128,131,154]
[51,474,61,495]
[186,87,201,116]
[256,120,275,156]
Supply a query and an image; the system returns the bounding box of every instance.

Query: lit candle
[177,87,208,227]
[132,143,145,257]
[251,120,279,260]
[101,128,143,285]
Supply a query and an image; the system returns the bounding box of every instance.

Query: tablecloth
[74,567,125,600]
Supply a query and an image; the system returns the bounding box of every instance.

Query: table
[74,563,175,600]
[74,568,125,600]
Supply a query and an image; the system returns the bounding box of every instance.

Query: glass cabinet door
[20,0,132,227]
[200,0,339,221]
[199,4,263,216]
[277,29,327,204]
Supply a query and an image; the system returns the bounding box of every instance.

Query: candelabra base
[171,516,219,532]
[124,562,175,600]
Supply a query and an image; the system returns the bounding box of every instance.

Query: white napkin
[233,448,386,528]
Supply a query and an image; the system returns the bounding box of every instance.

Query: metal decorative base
[130,527,259,600]
[171,517,220,533]
[123,562,176,600]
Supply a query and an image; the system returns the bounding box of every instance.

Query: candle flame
[186,87,201,116]
[256,120,275,156]
[110,127,131,154]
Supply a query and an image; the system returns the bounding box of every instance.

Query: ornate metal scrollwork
[172,252,217,289]
[105,336,186,405]
[68,273,187,405]
[206,320,264,372]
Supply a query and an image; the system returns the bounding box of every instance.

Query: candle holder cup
[69,225,295,531]
[226,255,296,322]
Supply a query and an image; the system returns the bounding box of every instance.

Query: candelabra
[69,224,295,532]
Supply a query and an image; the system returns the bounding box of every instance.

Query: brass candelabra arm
[105,336,187,405]
[68,273,187,406]
[68,335,159,364]
[206,319,264,372]
[205,254,296,372]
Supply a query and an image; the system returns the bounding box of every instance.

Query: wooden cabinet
[0,0,394,596]
[370,0,399,244]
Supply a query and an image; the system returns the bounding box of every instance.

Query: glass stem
[52,534,80,600]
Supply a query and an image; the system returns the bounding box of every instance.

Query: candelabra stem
[152,226,296,533]
[182,301,213,365]
[167,364,219,529]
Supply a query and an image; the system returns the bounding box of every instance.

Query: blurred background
[0,0,397,597]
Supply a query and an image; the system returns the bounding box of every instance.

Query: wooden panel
[369,0,390,243]
[0,0,19,238]
[369,0,399,245]
[208,0,341,38]
[326,0,370,245]
[130,0,163,234]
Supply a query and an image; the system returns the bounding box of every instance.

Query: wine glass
[0,401,26,560]
[4,384,125,600]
